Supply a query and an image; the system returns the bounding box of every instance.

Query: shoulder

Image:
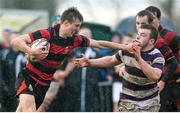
[160,27,177,37]
[155,38,167,48]
[149,48,162,55]
[149,48,164,62]
[74,35,90,47]
[74,34,88,39]
[39,29,51,38]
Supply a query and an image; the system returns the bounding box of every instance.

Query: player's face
[136,16,149,30]
[66,19,82,37]
[136,28,151,48]
[151,13,160,29]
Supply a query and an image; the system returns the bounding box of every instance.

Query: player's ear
[149,39,155,45]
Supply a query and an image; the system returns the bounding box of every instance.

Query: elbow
[149,72,162,81]
[11,36,19,45]
[10,37,19,49]
[150,75,160,81]
[11,35,23,49]
[97,41,106,48]
[97,44,104,48]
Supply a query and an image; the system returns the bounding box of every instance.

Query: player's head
[145,6,161,28]
[60,7,83,37]
[145,6,161,20]
[61,7,83,23]
[136,24,158,49]
[136,10,154,30]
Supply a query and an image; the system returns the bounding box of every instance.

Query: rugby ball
[27,38,50,62]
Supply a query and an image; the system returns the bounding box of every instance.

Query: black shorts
[16,68,50,109]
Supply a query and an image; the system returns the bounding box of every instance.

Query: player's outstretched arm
[74,54,120,68]
[89,39,138,52]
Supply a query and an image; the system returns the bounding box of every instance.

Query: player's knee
[22,106,36,112]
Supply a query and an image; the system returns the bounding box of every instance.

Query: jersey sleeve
[151,54,165,70]
[75,35,90,47]
[28,28,51,42]
[115,50,123,63]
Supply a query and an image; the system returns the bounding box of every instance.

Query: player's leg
[16,94,35,112]
[18,94,36,112]
[37,81,61,112]
[15,71,36,111]
[16,102,22,112]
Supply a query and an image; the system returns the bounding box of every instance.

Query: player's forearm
[98,41,127,51]
[11,35,32,55]
[89,56,118,68]
[137,58,162,81]
[64,61,75,76]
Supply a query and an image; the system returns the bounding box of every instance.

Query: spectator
[0,32,26,111]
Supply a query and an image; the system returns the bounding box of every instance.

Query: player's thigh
[16,103,21,112]
[19,93,36,112]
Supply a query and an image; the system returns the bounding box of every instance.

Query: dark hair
[140,24,158,41]
[145,6,161,20]
[136,10,154,24]
[61,7,83,23]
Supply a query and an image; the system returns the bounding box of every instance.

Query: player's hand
[125,40,141,53]
[124,43,134,53]
[73,54,90,68]
[132,40,141,61]
[31,45,49,60]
